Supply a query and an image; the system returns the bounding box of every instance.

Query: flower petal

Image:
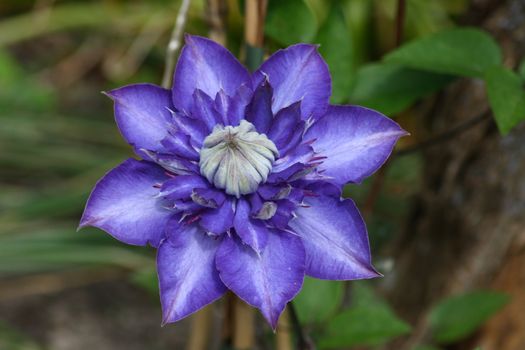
[216,231,305,329]
[79,159,172,247]
[288,195,380,280]
[170,110,208,148]
[191,187,226,208]
[267,102,304,155]
[268,200,295,229]
[158,223,226,324]
[254,44,331,120]
[271,144,316,173]
[161,132,199,161]
[199,197,235,235]
[215,86,251,126]
[245,79,274,134]
[159,175,208,200]
[257,184,292,201]
[191,89,224,131]
[305,105,407,184]
[142,151,199,175]
[107,83,173,153]
[233,199,269,254]
[173,35,251,113]
[268,163,311,183]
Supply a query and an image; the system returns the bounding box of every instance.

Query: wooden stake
[276,309,293,350]
[232,298,255,350]
[244,0,267,47]
[186,305,213,350]
[244,0,268,71]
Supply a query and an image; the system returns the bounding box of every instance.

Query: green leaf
[429,291,509,344]
[294,277,344,324]
[385,28,502,77]
[265,0,316,46]
[350,62,454,115]
[319,283,411,348]
[316,4,354,103]
[485,66,525,135]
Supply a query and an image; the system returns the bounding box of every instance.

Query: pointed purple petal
[267,102,305,155]
[158,224,226,324]
[254,44,331,120]
[79,159,172,247]
[268,163,312,183]
[268,200,296,229]
[170,110,208,148]
[161,132,199,160]
[107,84,172,153]
[272,144,316,173]
[299,180,341,198]
[216,232,305,329]
[199,197,235,235]
[288,195,380,280]
[305,105,407,185]
[173,35,251,113]
[173,199,202,213]
[248,192,264,215]
[257,184,292,201]
[214,90,232,125]
[213,87,251,126]
[159,175,208,200]
[191,187,226,208]
[246,79,274,134]
[191,89,224,131]
[142,151,199,175]
[233,199,269,254]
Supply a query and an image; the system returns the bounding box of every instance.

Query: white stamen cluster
[199,120,279,198]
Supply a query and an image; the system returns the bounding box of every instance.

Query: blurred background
[1,0,524,349]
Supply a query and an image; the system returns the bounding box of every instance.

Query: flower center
[199,120,279,198]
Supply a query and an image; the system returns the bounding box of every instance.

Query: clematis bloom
[80,35,407,329]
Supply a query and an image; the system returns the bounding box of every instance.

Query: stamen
[199,120,279,198]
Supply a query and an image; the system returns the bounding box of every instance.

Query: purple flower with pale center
[79,35,407,329]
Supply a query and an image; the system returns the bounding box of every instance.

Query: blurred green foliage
[349,63,453,115]
[384,28,502,78]
[429,291,509,344]
[318,283,411,348]
[266,0,316,45]
[294,277,344,325]
[485,66,525,134]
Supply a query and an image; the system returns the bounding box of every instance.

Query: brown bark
[383,0,525,349]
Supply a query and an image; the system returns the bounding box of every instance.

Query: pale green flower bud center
[199,120,279,198]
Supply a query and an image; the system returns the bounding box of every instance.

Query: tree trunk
[383,0,525,349]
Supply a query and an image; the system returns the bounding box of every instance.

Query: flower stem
[395,0,406,47]
[288,302,315,350]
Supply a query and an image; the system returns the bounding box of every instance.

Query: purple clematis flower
[79,35,407,329]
